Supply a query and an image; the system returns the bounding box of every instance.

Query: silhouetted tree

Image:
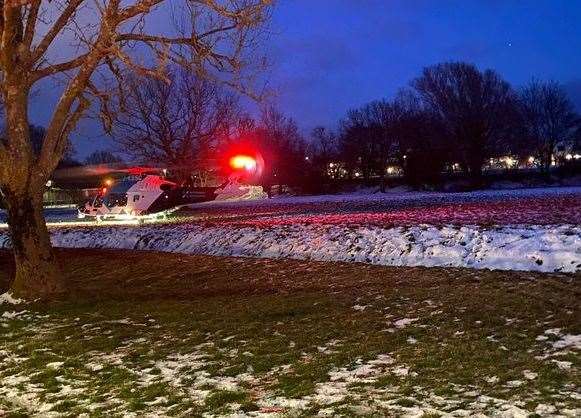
[112,69,237,175]
[518,80,579,171]
[412,62,518,184]
[339,109,381,181]
[337,91,447,189]
[258,107,307,192]
[391,90,448,187]
[310,126,337,180]
[84,150,123,166]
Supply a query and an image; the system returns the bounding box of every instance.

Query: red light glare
[102,187,108,194]
[229,155,257,171]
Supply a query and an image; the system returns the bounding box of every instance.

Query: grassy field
[0,249,579,417]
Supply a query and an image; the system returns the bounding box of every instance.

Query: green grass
[0,249,579,416]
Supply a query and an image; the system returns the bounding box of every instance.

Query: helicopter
[75,153,265,221]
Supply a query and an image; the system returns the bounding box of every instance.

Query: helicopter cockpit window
[104,193,128,208]
[92,195,103,208]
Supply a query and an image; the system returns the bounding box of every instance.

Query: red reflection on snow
[194,195,581,228]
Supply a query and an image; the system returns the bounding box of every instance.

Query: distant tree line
[308,62,581,190]
[21,62,580,194]
[107,62,581,192]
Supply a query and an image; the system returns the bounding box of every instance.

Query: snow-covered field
[1,187,580,273]
[186,186,581,227]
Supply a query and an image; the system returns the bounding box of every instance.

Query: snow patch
[0,293,23,305]
[214,182,267,202]
[552,334,581,350]
[394,318,419,329]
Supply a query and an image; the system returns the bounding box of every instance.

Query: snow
[552,360,572,370]
[522,370,538,380]
[394,318,419,328]
[0,293,22,305]
[3,222,577,273]
[214,182,267,202]
[199,185,581,209]
[552,334,581,350]
[46,362,64,370]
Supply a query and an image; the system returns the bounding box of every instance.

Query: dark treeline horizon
[23,60,581,193]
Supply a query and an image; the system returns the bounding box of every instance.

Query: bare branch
[22,0,41,48]
[31,53,90,81]
[117,0,164,21]
[30,0,85,65]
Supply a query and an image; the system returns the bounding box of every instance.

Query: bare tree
[257,106,306,191]
[112,68,237,176]
[518,80,579,171]
[391,89,449,187]
[224,106,306,193]
[0,0,272,299]
[412,62,518,183]
[84,150,123,165]
[339,108,380,181]
[338,100,404,186]
[310,126,336,180]
[310,126,335,161]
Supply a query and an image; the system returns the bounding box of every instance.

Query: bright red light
[102,187,108,195]
[229,155,257,171]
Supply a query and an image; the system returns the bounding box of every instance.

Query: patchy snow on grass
[1,312,579,417]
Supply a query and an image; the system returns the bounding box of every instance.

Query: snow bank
[214,183,267,201]
[2,223,578,273]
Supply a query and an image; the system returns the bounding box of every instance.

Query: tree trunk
[541,144,553,175]
[4,187,66,300]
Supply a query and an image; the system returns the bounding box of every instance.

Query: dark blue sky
[31,0,581,159]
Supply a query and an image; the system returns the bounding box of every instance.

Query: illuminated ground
[2,187,579,274]
[0,249,579,417]
[1,186,580,227]
[182,186,581,227]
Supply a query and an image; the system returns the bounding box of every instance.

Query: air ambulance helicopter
[76,152,264,222]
